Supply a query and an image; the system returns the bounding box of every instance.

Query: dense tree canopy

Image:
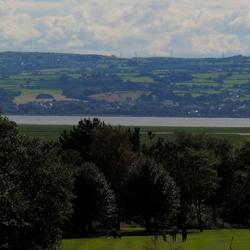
[0,116,74,249]
[1,115,250,248]
[127,158,180,232]
[59,117,108,161]
[70,162,117,234]
[59,118,138,230]
[59,119,250,232]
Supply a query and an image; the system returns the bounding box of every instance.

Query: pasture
[14,93,78,104]
[17,124,250,143]
[2,62,250,106]
[62,229,250,250]
[18,124,73,141]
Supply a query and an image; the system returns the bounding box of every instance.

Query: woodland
[1,115,250,249]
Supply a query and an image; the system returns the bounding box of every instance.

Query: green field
[18,124,74,141]
[2,62,250,106]
[17,124,250,143]
[62,229,250,250]
[2,54,250,115]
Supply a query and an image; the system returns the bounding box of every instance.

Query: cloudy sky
[1,0,250,58]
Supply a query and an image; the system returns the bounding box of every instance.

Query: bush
[36,93,54,99]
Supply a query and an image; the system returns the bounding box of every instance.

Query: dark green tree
[88,126,137,230]
[59,74,70,84]
[204,138,235,225]
[59,118,137,230]
[220,140,250,225]
[146,131,227,229]
[126,127,141,153]
[178,148,220,231]
[220,166,250,225]
[0,116,74,249]
[70,162,117,234]
[59,117,107,161]
[127,158,180,232]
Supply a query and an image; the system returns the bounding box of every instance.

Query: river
[5,115,250,127]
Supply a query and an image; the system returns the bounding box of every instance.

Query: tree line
[0,116,250,249]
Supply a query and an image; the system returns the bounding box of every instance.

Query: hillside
[0,52,250,117]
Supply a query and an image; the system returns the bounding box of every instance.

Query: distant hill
[0,52,250,117]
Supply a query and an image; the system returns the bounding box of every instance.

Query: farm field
[17,124,250,142]
[62,229,250,250]
[0,57,249,105]
[3,52,250,117]
[18,124,74,141]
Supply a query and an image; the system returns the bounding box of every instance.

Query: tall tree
[127,127,141,153]
[127,158,180,232]
[89,126,137,230]
[221,140,250,225]
[177,148,220,231]
[70,162,117,234]
[59,117,108,161]
[204,138,235,225]
[146,131,226,229]
[59,118,137,230]
[0,116,74,249]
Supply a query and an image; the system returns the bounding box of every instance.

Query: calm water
[5,115,250,127]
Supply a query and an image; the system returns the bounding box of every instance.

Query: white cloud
[0,2,40,44]
[0,0,250,57]
[65,39,88,48]
[188,34,245,55]
[11,0,62,12]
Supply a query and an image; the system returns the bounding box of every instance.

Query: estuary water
[5,115,250,127]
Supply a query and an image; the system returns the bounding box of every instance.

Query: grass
[38,68,77,73]
[3,68,250,106]
[227,74,250,80]
[17,124,250,142]
[137,126,250,144]
[90,91,150,102]
[191,73,223,78]
[118,91,147,101]
[17,89,62,95]
[61,229,250,250]
[14,93,78,104]
[130,77,155,83]
[223,80,248,85]
[192,78,214,83]
[18,124,73,141]
[68,74,82,79]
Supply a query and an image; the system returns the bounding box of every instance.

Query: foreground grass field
[62,229,250,250]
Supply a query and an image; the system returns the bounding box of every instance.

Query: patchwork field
[2,59,250,106]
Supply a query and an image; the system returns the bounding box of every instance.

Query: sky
[1,0,250,58]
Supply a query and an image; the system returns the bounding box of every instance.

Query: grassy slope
[62,229,249,250]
